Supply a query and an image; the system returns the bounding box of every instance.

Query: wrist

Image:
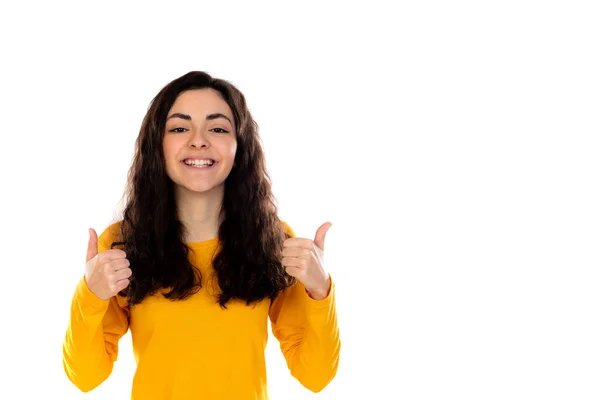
[305,276,331,300]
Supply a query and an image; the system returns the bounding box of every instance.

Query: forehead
[168,88,233,117]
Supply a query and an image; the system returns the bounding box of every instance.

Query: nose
[188,128,210,149]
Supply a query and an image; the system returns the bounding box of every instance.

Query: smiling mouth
[182,159,216,168]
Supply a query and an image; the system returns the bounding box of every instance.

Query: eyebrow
[167,112,234,126]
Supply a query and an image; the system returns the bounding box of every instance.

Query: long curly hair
[112,71,293,307]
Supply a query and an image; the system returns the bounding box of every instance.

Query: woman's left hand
[282,222,332,300]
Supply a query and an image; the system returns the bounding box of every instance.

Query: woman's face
[162,88,237,196]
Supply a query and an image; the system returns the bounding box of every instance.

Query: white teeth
[184,159,214,167]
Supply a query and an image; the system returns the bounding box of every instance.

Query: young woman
[62,71,340,399]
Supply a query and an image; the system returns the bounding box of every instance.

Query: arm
[268,222,341,393]
[62,224,130,392]
[269,277,340,392]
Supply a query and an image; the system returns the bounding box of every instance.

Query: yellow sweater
[63,222,340,399]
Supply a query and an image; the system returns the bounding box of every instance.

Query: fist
[84,228,132,300]
[282,222,332,300]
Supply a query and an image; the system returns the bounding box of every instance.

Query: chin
[183,183,224,195]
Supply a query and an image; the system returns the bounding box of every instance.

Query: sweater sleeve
[62,223,130,392]
[268,222,341,393]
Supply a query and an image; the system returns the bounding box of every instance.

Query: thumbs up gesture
[282,222,332,300]
[84,228,132,300]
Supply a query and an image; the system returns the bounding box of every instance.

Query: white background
[0,1,599,399]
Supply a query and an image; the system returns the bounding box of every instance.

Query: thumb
[313,222,332,251]
[86,228,99,262]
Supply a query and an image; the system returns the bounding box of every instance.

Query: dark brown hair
[113,71,293,307]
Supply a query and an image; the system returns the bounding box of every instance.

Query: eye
[210,128,229,134]
[169,127,187,133]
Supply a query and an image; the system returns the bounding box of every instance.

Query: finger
[285,266,301,277]
[282,256,304,267]
[281,247,311,258]
[98,249,128,262]
[86,228,98,262]
[115,278,130,292]
[114,267,132,281]
[283,237,314,250]
[106,258,131,271]
[313,222,332,251]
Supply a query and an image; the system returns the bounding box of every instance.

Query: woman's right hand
[84,228,132,300]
